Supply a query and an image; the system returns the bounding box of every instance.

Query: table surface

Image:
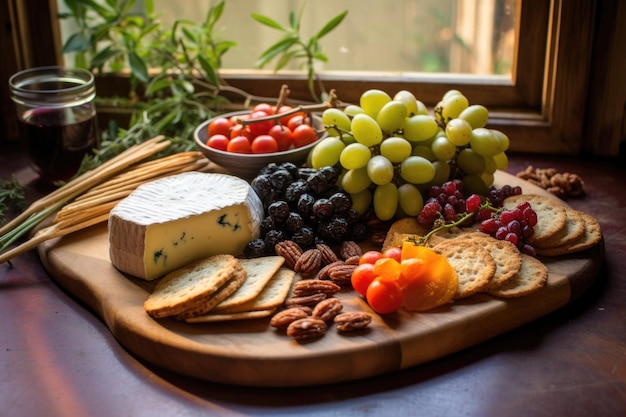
[1,147,625,417]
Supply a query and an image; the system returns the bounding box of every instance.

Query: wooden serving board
[37,171,605,387]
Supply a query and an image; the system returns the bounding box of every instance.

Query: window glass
[58,0,516,76]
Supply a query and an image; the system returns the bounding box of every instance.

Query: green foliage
[252,1,347,102]
[0,176,26,225]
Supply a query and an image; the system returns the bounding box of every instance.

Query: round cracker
[488,253,548,298]
[535,211,602,256]
[433,239,496,299]
[451,232,522,289]
[534,208,586,249]
[502,194,568,245]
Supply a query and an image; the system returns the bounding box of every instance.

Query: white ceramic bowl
[194,110,325,179]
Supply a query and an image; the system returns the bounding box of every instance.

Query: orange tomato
[373,257,401,281]
[399,242,457,311]
[359,250,384,265]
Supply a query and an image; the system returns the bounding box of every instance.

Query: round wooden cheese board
[37,170,604,387]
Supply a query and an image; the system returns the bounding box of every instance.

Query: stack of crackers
[144,254,296,322]
[383,194,602,300]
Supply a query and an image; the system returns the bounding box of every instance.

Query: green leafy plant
[0,176,26,225]
[252,2,347,102]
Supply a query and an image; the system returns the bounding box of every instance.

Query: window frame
[3,0,623,157]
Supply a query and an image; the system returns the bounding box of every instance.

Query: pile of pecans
[272,239,372,341]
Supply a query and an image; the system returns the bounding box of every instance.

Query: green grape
[393,90,419,116]
[493,151,509,170]
[458,104,489,128]
[340,142,371,170]
[445,118,473,146]
[344,105,365,117]
[310,137,345,169]
[411,144,436,161]
[430,160,452,186]
[377,100,408,133]
[441,93,469,121]
[373,183,398,221]
[380,136,412,163]
[481,172,495,187]
[469,127,503,156]
[351,113,383,147]
[416,99,429,115]
[322,108,352,137]
[399,156,436,184]
[463,174,490,196]
[431,136,457,161]
[341,167,372,194]
[457,148,485,175]
[397,183,424,216]
[483,155,497,174]
[360,89,392,118]
[402,114,438,142]
[491,129,510,152]
[442,89,464,102]
[350,189,372,215]
[340,132,357,145]
[367,155,394,185]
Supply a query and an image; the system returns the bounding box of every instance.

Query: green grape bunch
[310,88,510,221]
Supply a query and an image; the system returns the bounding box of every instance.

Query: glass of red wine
[9,66,99,184]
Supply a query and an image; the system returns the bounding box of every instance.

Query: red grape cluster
[417,180,482,228]
[478,201,538,256]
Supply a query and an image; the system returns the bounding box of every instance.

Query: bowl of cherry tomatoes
[194,104,326,179]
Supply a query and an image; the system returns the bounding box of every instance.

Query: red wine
[20,108,98,183]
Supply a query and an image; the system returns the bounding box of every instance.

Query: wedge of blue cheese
[108,172,264,281]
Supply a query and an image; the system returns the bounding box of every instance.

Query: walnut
[516,165,585,198]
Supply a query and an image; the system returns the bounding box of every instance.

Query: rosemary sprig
[0,175,26,225]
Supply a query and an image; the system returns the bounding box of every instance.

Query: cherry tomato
[292,124,318,148]
[286,114,310,131]
[351,263,377,296]
[268,124,293,151]
[226,136,252,154]
[247,111,274,136]
[208,117,233,137]
[383,246,402,263]
[230,124,254,141]
[366,276,403,314]
[206,134,229,151]
[252,102,275,115]
[277,105,305,125]
[359,250,384,265]
[251,134,278,154]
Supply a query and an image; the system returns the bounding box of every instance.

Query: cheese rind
[108,172,263,280]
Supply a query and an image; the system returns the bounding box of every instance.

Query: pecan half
[294,248,322,276]
[285,292,327,307]
[316,243,340,265]
[344,255,361,265]
[339,241,362,260]
[312,297,343,322]
[270,308,309,329]
[286,318,328,341]
[293,279,341,297]
[275,240,303,269]
[316,260,345,280]
[328,263,358,286]
[334,312,372,332]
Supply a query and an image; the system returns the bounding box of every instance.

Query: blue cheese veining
[108,172,264,281]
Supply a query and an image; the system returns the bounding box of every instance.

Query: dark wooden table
[1,147,625,417]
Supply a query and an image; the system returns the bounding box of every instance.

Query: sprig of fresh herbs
[0,176,26,226]
[252,1,348,102]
